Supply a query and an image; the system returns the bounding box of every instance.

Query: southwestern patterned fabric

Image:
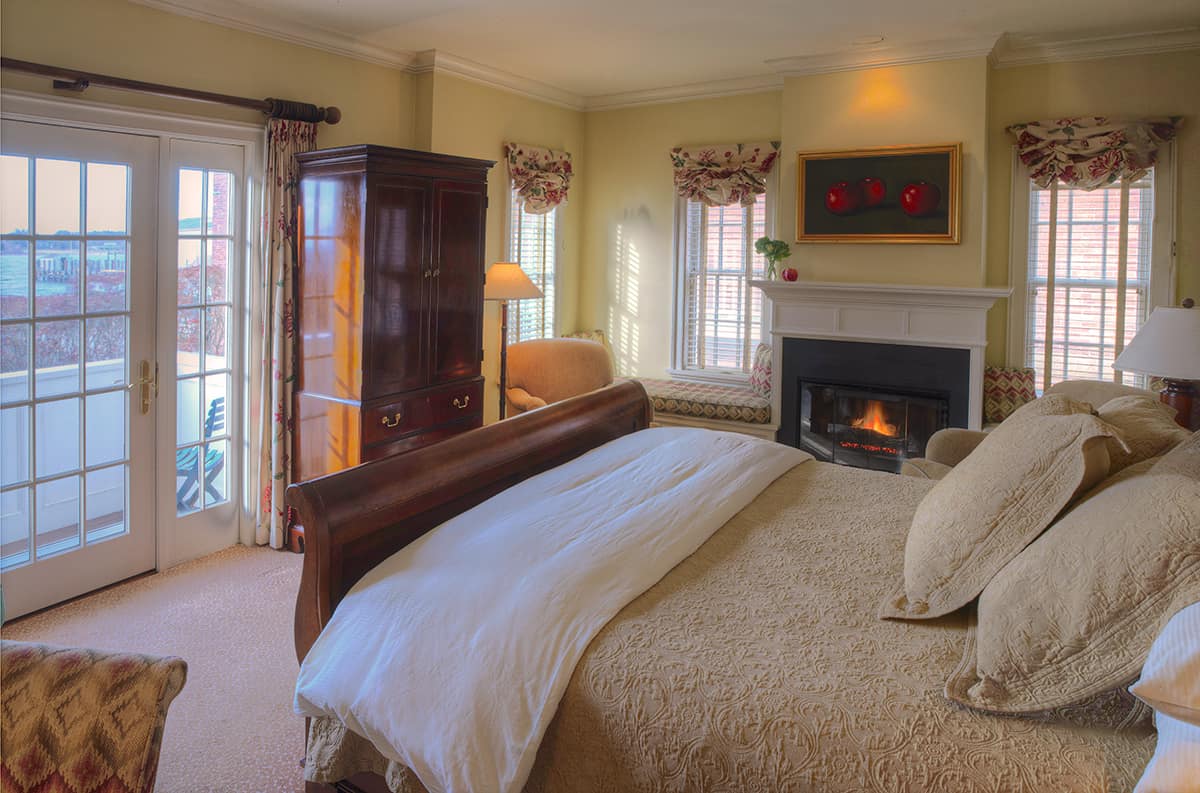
[638,378,770,424]
[747,343,772,398]
[669,142,780,207]
[505,143,573,214]
[0,641,187,793]
[983,366,1037,424]
[1007,117,1181,190]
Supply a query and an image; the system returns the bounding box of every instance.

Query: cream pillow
[944,432,1200,714]
[881,395,1118,620]
[1132,601,1200,792]
[1098,395,1192,473]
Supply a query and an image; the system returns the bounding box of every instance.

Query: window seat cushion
[638,378,771,424]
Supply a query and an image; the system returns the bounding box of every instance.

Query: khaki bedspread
[305,461,1154,792]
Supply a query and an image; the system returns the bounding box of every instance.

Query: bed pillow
[880,395,1119,620]
[944,432,1200,714]
[1098,395,1192,473]
[1131,602,1200,793]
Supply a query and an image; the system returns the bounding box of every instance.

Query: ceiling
[145,0,1200,99]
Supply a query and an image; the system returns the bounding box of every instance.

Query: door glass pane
[1,405,30,487]
[35,397,80,478]
[1,487,31,570]
[86,163,129,236]
[34,239,81,316]
[203,439,228,508]
[1,155,29,235]
[177,309,200,375]
[85,390,126,467]
[178,169,204,234]
[206,239,229,302]
[85,464,126,543]
[85,315,126,391]
[205,306,229,371]
[206,171,231,235]
[85,240,127,312]
[177,377,200,446]
[176,449,200,515]
[35,159,80,236]
[203,373,228,439]
[35,319,80,397]
[36,475,81,556]
[1,322,30,404]
[178,239,201,306]
[1,239,30,319]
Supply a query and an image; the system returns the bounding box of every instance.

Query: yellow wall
[985,51,1200,366]
[424,74,586,423]
[0,0,415,149]
[778,58,990,287]
[578,92,783,377]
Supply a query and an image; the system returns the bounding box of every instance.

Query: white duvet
[294,426,809,793]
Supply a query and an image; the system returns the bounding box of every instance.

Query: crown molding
[989,27,1200,68]
[410,51,586,111]
[766,34,1001,76]
[583,74,784,111]
[127,0,417,70]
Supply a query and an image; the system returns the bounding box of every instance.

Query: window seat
[636,378,775,439]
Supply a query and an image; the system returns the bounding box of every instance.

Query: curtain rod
[0,57,341,125]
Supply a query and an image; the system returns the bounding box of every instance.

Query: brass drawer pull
[432,268,441,277]
[380,412,404,428]
[452,395,470,409]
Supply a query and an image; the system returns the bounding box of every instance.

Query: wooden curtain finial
[1182,297,1195,309]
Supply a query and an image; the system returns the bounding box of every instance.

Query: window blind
[682,194,766,373]
[507,186,555,345]
[1025,172,1154,391]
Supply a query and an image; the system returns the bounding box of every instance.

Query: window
[1011,155,1174,392]
[506,187,555,344]
[673,191,769,377]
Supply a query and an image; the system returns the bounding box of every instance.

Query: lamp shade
[1113,306,1200,380]
[484,262,543,301]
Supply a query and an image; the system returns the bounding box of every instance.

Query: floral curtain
[1007,116,1181,190]
[252,118,317,548]
[670,142,780,207]
[506,142,573,214]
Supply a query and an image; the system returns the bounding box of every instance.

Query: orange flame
[851,401,899,437]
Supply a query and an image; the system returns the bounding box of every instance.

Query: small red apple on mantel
[781,268,799,282]
[900,181,941,217]
[858,177,887,208]
[824,182,862,215]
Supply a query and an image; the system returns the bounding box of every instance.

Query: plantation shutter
[1025,172,1155,391]
[507,186,555,345]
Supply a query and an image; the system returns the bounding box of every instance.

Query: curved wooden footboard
[288,381,651,664]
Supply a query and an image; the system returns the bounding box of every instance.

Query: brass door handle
[452,395,470,409]
[380,412,403,428]
[126,360,158,415]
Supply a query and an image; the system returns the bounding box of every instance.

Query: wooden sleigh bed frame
[288,381,652,792]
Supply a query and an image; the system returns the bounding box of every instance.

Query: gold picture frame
[796,142,961,244]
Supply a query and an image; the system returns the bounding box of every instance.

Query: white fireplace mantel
[752,280,1011,431]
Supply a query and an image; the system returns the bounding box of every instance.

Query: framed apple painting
[796,143,961,244]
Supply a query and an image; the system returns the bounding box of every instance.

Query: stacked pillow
[883,393,1199,741]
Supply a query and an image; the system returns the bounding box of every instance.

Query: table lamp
[484,263,543,419]
[1113,298,1200,430]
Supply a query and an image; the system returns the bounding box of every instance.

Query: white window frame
[1005,144,1176,380]
[503,186,560,343]
[668,175,776,385]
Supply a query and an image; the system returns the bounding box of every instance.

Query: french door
[0,119,246,619]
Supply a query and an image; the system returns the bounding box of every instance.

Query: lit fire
[850,400,899,437]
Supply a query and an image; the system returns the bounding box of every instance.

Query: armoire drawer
[362,393,430,447]
[428,379,484,424]
[360,417,483,462]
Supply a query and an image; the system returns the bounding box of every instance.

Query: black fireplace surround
[777,338,971,468]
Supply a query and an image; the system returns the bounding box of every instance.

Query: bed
[289,381,1154,793]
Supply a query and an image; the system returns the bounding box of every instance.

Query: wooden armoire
[291,145,493,519]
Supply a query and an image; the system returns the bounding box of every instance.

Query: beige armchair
[902,379,1156,480]
[505,338,615,414]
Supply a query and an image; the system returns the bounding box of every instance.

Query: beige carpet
[1,545,306,792]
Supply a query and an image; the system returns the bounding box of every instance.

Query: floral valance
[670,142,780,207]
[505,142,572,215]
[1007,116,1181,190]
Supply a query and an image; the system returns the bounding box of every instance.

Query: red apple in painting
[858,177,886,208]
[900,181,942,217]
[824,181,862,215]
[781,268,799,282]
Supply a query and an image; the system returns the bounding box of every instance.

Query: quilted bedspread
[305,461,1154,793]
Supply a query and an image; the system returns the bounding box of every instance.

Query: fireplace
[800,381,949,473]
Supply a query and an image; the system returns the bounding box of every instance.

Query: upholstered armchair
[505,338,614,414]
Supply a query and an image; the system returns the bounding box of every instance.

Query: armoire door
[365,177,432,397]
[429,180,486,384]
